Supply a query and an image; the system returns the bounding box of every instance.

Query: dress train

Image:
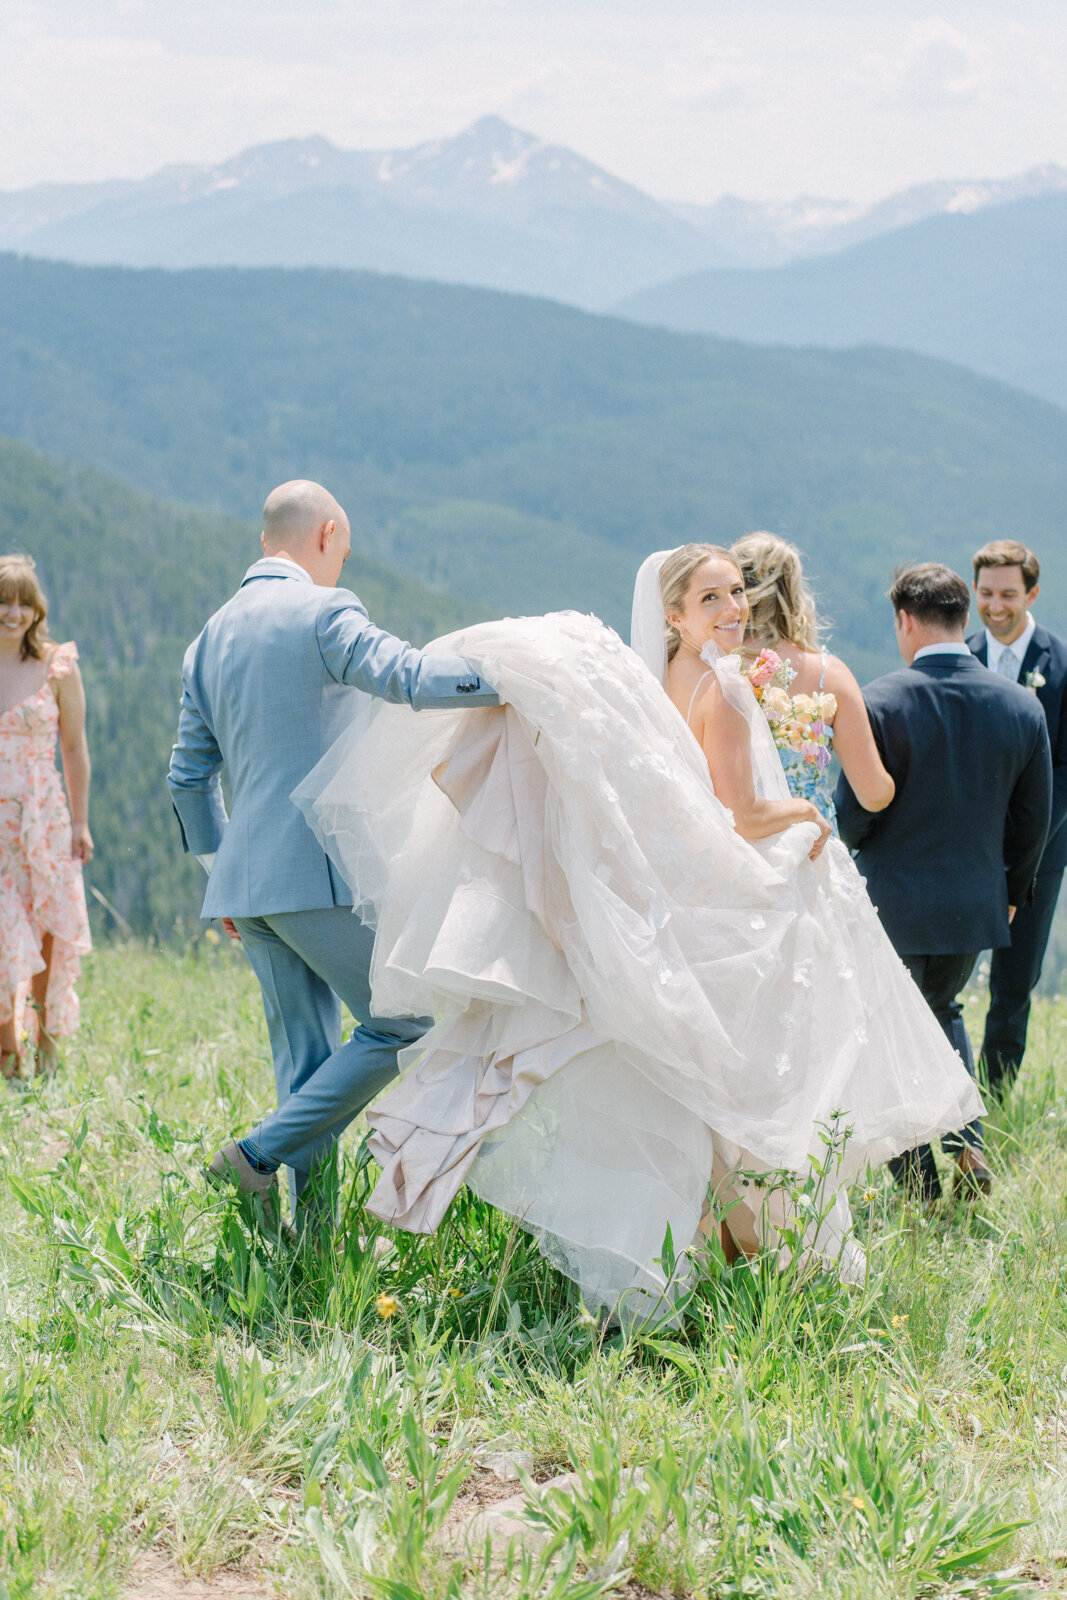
[296,613,983,1316]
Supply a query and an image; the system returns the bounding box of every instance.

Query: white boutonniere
[1025,669,1046,693]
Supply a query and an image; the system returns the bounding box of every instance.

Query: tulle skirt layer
[297,613,983,1315]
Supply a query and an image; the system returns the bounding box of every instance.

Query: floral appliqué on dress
[0,642,91,1039]
[743,647,839,831]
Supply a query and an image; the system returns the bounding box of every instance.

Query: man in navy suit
[968,540,1067,1096]
[836,563,1051,1201]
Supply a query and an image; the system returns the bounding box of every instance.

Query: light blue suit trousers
[234,906,428,1211]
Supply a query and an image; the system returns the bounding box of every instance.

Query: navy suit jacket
[835,651,1051,956]
[967,621,1067,874]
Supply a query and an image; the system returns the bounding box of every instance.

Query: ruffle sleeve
[46,642,79,683]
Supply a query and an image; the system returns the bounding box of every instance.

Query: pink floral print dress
[0,642,91,1040]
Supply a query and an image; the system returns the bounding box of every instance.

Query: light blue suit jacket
[168,558,498,919]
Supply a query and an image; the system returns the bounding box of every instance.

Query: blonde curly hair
[732,531,821,653]
[659,543,741,663]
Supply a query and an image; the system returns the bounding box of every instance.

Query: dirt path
[120,1557,274,1599]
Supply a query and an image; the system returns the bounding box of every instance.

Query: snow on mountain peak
[2,120,1065,287]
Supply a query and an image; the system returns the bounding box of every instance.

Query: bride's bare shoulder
[667,664,736,739]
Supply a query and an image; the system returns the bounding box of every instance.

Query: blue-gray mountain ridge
[3,117,1065,311]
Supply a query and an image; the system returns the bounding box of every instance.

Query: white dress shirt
[912,642,972,663]
[262,556,312,582]
[983,612,1035,682]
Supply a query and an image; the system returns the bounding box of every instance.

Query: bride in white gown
[295,545,984,1317]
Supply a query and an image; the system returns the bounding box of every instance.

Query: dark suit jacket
[835,651,1051,955]
[967,622,1067,873]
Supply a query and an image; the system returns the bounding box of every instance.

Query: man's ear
[1028,583,1041,606]
[260,530,267,554]
[319,518,336,552]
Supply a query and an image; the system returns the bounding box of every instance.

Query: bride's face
[668,558,749,653]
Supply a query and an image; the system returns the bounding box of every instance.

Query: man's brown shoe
[206,1140,279,1201]
[953,1147,993,1198]
[206,1141,298,1244]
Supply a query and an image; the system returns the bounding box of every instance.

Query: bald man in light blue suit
[168,480,498,1223]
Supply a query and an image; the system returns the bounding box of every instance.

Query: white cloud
[0,3,1064,203]
[855,18,987,109]
[0,33,353,184]
[669,49,764,115]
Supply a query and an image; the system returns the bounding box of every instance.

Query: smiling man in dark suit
[968,540,1067,1098]
[836,562,1051,1201]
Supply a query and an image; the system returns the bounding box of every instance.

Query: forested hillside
[0,434,471,936]
[1,254,1066,679]
[616,193,1067,409]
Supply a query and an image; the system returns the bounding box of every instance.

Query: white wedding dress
[296,611,984,1318]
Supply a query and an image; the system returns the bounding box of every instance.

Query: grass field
[1,941,1066,1599]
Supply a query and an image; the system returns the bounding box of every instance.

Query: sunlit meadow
[1,940,1066,1599]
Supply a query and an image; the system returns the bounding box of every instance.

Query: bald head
[263,480,345,549]
[261,479,352,587]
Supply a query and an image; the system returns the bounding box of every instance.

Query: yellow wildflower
[375,1292,400,1320]
[850,1496,866,1510]
[862,1187,878,1204]
[891,1313,909,1328]
[204,927,220,945]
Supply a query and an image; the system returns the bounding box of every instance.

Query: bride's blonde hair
[732,531,821,652]
[659,543,741,662]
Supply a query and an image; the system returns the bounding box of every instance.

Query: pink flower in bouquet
[748,649,781,689]
[803,744,820,766]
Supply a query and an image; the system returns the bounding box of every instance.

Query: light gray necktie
[996,649,1019,680]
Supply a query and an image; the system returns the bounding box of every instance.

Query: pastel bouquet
[743,648,838,772]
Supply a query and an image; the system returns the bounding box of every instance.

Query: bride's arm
[693,678,832,856]
[821,656,894,812]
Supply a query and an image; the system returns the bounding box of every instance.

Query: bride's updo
[732,531,820,652]
[660,543,740,662]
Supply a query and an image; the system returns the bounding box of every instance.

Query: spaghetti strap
[819,650,827,691]
[686,669,716,727]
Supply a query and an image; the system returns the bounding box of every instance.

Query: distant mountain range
[2,117,1065,311]
[615,193,1067,409]
[672,163,1067,267]
[0,119,709,308]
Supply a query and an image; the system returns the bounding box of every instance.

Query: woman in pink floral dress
[0,556,92,1076]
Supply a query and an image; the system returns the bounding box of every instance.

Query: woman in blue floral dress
[732,532,895,831]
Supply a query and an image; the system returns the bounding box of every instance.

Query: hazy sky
[3,1,1065,202]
